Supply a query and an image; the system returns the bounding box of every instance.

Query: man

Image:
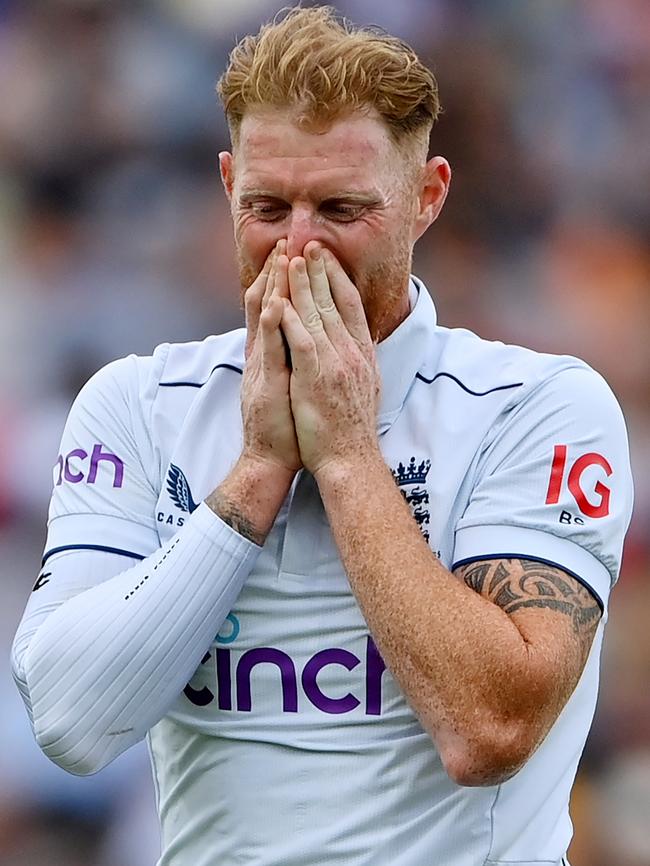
[12,7,633,866]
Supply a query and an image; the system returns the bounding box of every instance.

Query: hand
[240,241,302,474]
[280,243,382,476]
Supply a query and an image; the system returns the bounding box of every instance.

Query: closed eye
[247,200,288,221]
[321,202,365,222]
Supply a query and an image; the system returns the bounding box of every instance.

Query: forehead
[233,109,398,194]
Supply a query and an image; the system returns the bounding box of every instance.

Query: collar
[375,276,436,435]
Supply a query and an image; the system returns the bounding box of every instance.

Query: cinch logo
[55,444,124,488]
[184,618,388,716]
[545,445,613,518]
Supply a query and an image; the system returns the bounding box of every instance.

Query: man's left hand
[279,242,382,477]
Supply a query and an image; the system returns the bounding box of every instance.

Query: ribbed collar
[375,276,436,435]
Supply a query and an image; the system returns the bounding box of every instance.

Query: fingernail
[309,246,321,261]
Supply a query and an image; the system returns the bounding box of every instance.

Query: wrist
[206,453,297,545]
[314,447,386,493]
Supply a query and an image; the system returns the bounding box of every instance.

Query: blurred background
[1,0,648,864]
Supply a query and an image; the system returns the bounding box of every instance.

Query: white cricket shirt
[13,279,633,866]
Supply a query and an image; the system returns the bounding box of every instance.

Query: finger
[304,242,348,346]
[259,295,289,373]
[262,239,287,310]
[245,245,278,358]
[280,299,319,377]
[273,252,290,301]
[287,256,328,343]
[322,249,373,347]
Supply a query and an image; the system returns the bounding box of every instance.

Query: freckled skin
[220,108,433,341]
[210,109,600,786]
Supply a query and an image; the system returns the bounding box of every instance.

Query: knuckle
[296,336,314,354]
[317,298,337,316]
[306,311,323,332]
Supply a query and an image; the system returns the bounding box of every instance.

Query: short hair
[217,6,441,150]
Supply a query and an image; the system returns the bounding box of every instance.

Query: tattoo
[457,558,601,642]
[206,491,265,546]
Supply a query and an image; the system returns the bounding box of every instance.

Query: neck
[372,286,411,344]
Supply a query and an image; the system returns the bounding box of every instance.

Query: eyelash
[248,203,363,222]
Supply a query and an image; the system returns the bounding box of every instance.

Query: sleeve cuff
[452,524,612,611]
[44,513,161,563]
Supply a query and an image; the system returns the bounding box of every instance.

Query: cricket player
[12,7,633,865]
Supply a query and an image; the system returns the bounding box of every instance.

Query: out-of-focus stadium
[1,1,648,864]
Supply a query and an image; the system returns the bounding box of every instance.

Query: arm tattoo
[205,491,265,547]
[457,558,602,640]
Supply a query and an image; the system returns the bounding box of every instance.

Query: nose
[285,206,322,260]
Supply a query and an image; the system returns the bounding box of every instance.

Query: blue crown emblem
[392,457,431,487]
[166,463,199,514]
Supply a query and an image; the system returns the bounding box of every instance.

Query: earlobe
[219,151,234,200]
[411,156,451,243]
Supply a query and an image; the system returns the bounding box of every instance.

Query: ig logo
[545,445,612,518]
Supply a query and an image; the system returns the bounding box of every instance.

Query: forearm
[12,503,260,776]
[206,452,296,544]
[316,452,553,784]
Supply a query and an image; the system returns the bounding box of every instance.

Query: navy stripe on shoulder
[415,371,523,397]
[42,545,146,566]
[160,362,243,388]
[451,553,604,613]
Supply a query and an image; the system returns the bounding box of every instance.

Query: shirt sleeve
[44,353,162,561]
[452,364,634,611]
[11,353,262,775]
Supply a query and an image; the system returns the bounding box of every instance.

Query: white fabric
[12,277,633,865]
[12,504,260,775]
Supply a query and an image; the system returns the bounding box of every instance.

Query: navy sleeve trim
[160,362,243,388]
[42,545,146,566]
[451,552,604,613]
[415,371,523,396]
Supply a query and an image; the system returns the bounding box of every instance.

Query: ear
[411,156,451,243]
[219,151,235,201]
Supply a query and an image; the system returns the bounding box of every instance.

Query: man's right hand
[241,240,302,474]
[205,242,300,545]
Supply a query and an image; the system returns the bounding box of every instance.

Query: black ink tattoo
[207,491,265,546]
[456,558,601,650]
[462,562,490,593]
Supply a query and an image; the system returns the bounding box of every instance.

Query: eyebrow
[238,190,381,203]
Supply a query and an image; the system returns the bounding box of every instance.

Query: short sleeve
[44,350,167,563]
[452,364,634,610]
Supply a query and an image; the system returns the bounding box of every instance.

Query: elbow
[32,715,109,777]
[440,722,538,788]
[16,647,126,776]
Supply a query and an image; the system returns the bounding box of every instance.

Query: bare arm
[280,243,601,786]
[317,450,600,785]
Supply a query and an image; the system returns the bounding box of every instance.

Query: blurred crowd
[1,1,648,864]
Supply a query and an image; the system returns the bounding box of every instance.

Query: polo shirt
[13,278,633,866]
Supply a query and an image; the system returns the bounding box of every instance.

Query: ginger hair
[217,6,441,152]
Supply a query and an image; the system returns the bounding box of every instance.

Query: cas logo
[157,463,198,527]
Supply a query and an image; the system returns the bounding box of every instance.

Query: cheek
[234,215,278,264]
[331,221,391,273]
[333,219,380,257]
